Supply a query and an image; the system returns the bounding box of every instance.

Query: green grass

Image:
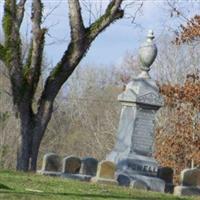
[0,170,198,200]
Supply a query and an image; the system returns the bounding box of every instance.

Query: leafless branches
[87,0,124,40]
[28,0,46,91]
[68,0,85,41]
[42,0,62,24]
[167,0,191,23]
[1,0,126,171]
[17,0,27,27]
[123,1,143,24]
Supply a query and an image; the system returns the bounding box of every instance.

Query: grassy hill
[0,170,198,200]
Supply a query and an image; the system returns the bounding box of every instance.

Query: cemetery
[32,30,199,198]
[1,27,200,200]
[0,1,200,200]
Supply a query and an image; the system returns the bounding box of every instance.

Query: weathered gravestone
[117,174,148,191]
[157,167,174,193]
[181,168,200,186]
[107,30,165,192]
[80,157,98,176]
[61,156,91,181]
[130,180,148,191]
[174,168,200,196]
[62,156,81,174]
[117,174,131,187]
[91,160,118,185]
[38,153,61,176]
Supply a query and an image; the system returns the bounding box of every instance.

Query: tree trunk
[30,127,43,171]
[16,132,32,171]
[16,120,45,171]
[16,123,47,171]
[16,99,53,171]
[16,103,34,171]
[1,0,124,172]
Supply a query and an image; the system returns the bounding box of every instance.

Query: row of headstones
[39,153,200,196]
[38,153,98,176]
[38,153,176,193]
[174,168,200,196]
[38,153,119,184]
[38,153,153,188]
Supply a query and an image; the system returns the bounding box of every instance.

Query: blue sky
[0,0,198,67]
[41,0,171,66]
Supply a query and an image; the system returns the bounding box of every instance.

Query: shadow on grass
[0,183,12,190]
[0,190,183,200]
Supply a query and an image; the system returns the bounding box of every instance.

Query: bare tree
[41,65,121,161]
[153,34,200,84]
[0,0,125,171]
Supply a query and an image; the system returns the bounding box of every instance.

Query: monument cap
[138,29,157,78]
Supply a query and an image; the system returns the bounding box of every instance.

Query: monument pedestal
[107,30,165,192]
[117,155,158,177]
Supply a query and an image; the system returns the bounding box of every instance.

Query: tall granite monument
[107,30,165,192]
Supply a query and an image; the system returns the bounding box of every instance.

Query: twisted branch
[17,0,27,27]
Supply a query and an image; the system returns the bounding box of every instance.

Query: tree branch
[36,0,124,132]
[17,0,27,27]
[3,0,17,44]
[3,0,24,107]
[86,0,124,41]
[68,0,85,41]
[3,0,21,64]
[25,0,46,96]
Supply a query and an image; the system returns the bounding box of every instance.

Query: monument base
[91,177,118,185]
[130,174,165,192]
[37,170,92,182]
[37,170,62,177]
[117,154,158,177]
[108,152,165,192]
[116,172,165,192]
[61,173,92,182]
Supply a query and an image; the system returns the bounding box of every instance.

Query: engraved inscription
[132,108,155,156]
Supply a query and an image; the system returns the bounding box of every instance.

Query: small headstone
[130,180,148,191]
[181,168,200,187]
[80,157,98,176]
[97,160,115,179]
[174,168,200,196]
[62,156,81,174]
[130,175,165,192]
[41,153,61,172]
[157,167,173,183]
[157,167,174,193]
[117,174,131,187]
[91,160,117,185]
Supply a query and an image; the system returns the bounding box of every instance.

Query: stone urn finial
[138,30,157,78]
